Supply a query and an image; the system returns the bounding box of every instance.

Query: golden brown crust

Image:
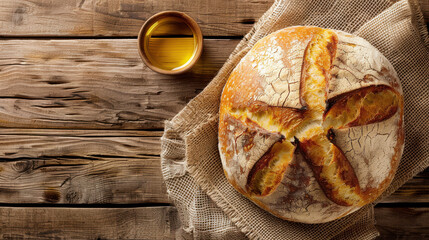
[299,29,338,110]
[218,26,404,223]
[247,140,287,195]
[299,135,361,206]
[324,85,400,128]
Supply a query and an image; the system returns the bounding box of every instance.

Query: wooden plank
[0,38,237,129]
[0,206,426,239]
[382,168,429,203]
[0,129,162,158]
[0,156,168,204]
[0,0,272,37]
[0,0,427,38]
[375,207,429,239]
[0,129,168,204]
[0,206,180,240]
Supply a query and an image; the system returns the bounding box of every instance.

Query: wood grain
[0,206,426,239]
[0,0,427,39]
[0,129,167,204]
[0,39,237,129]
[0,129,162,157]
[375,207,429,239]
[0,129,427,204]
[0,0,272,37]
[0,0,427,38]
[0,157,168,204]
[0,206,180,240]
[382,169,429,203]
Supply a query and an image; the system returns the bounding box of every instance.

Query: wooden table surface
[0,1,427,239]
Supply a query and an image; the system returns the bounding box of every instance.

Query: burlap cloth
[161,0,429,239]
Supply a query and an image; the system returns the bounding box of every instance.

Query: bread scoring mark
[219,114,284,192]
[299,134,362,206]
[229,104,305,141]
[324,85,399,129]
[247,140,296,196]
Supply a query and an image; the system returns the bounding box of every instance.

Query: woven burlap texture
[161,0,429,239]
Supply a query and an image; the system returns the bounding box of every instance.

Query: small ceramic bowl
[137,11,203,75]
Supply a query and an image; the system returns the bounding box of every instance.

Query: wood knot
[43,188,61,203]
[12,160,33,173]
[12,7,26,26]
[116,111,141,121]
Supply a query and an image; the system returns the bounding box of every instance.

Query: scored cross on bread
[218,26,404,223]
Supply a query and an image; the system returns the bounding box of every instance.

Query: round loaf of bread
[218,26,404,223]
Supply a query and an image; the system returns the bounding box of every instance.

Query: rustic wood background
[0,0,427,239]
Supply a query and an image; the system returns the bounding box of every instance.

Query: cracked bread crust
[218,26,404,223]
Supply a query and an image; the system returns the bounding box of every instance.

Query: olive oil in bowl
[138,12,203,74]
